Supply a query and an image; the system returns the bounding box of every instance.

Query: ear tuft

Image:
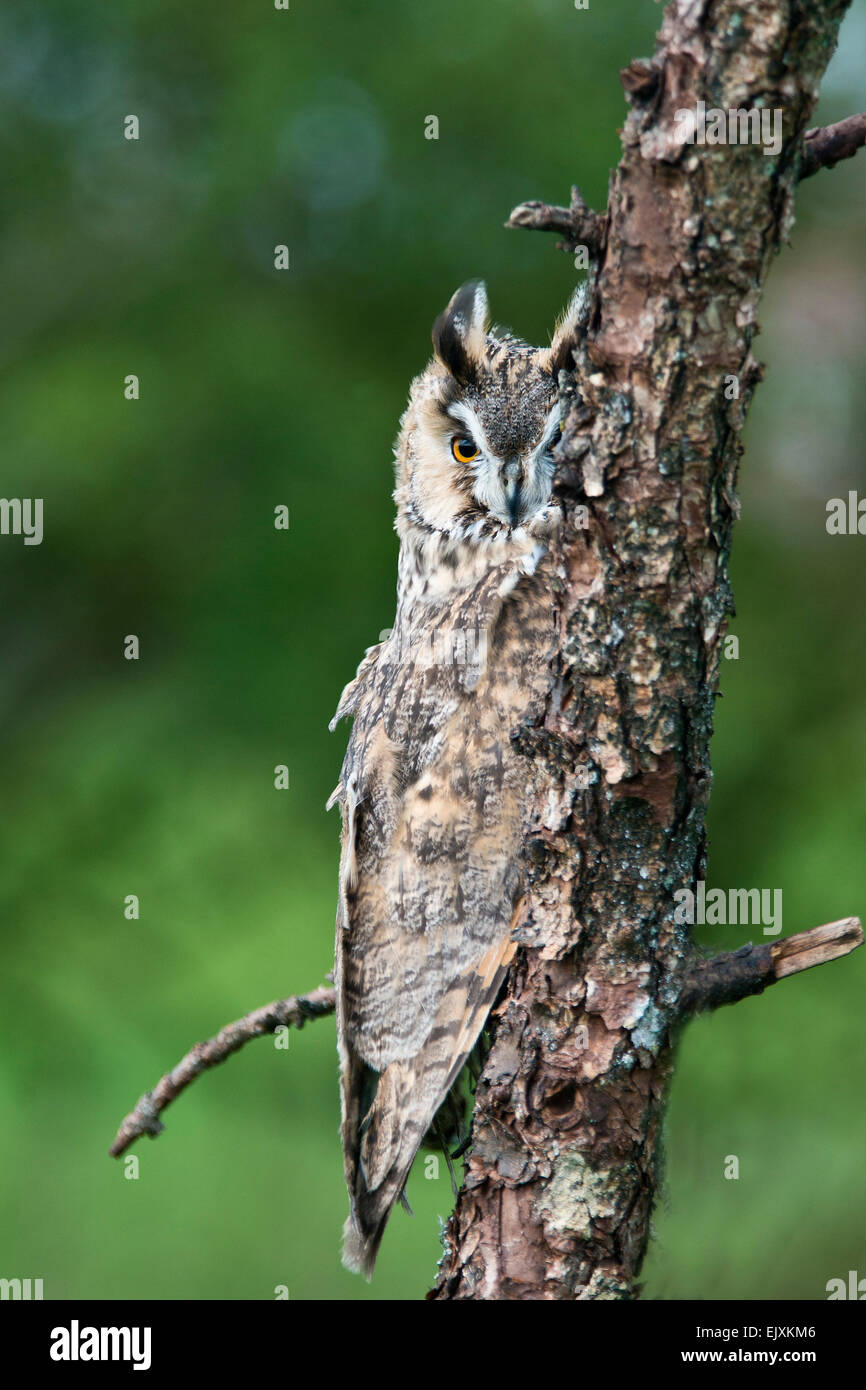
[432,280,489,383]
[547,283,588,376]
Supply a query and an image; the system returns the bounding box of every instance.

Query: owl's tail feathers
[341,1214,376,1281]
[341,934,518,1278]
[341,1058,428,1279]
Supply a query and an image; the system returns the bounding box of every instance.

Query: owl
[328,280,585,1276]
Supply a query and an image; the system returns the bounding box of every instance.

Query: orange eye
[451,436,479,464]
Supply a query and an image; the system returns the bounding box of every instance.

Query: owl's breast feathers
[329,552,555,1276]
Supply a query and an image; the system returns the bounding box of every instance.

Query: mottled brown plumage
[329,281,585,1276]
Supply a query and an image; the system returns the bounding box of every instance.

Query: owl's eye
[451,436,480,464]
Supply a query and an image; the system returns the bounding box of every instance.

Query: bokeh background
[1,0,864,1301]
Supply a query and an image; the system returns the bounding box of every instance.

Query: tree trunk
[431,0,855,1301]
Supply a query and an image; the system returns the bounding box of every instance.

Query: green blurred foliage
[1,0,864,1301]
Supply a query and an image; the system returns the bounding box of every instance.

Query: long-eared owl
[328,280,585,1276]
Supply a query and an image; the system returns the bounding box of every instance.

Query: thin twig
[109,985,336,1157]
[800,114,866,179]
[679,917,863,1017]
[506,184,607,256]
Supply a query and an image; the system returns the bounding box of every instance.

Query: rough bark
[430,0,855,1301]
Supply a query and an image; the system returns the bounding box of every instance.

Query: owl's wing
[331,563,546,1277]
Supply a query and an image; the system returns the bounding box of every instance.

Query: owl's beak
[502,461,523,525]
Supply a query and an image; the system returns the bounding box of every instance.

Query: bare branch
[506,119,866,256]
[109,985,336,1158]
[800,113,866,179]
[505,184,607,256]
[679,917,863,1016]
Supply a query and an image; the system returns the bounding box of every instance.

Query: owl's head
[394,280,584,551]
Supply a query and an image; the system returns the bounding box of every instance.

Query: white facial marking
[448,399,560,528]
